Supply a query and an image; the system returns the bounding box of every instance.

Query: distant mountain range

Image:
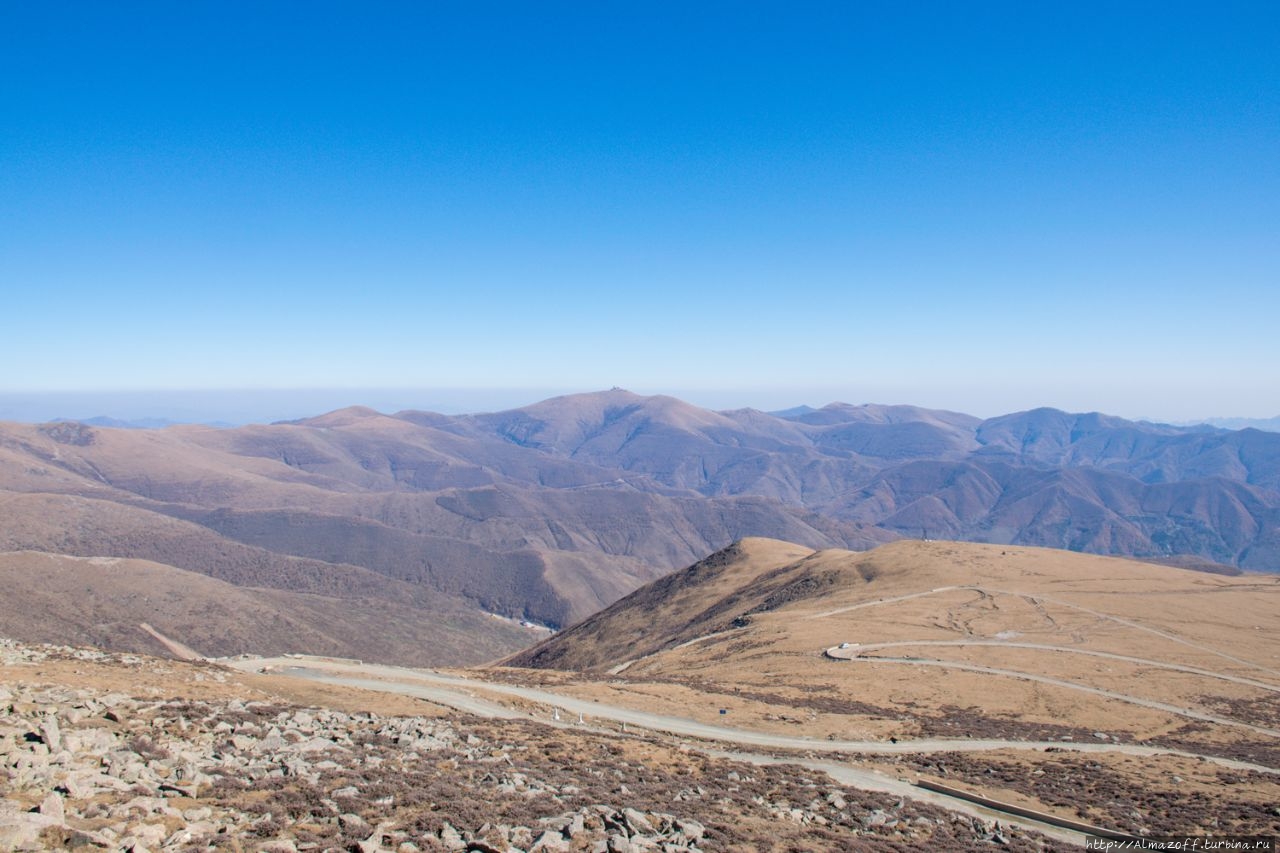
[1191,416,1280,433]
[33,406,1280,434]
[51,415,238,430]
[1,389,1277,662]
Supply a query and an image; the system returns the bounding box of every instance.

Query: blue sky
[2,2,1277,420]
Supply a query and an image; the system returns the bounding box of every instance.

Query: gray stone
[675,818,704,843]
[164,827,201,847]
[83,771,130,792]
[295,737,343,753]
[184,819,218,837]
[120,829,162,852]
[66,828,114,848]
[530,830,571,852]
[438,822,467,851]
[258,841,298,853]
[60,772,90,799]
[38,791,65,823]
[622,808,653,836]
[38,716,62,751]
[339,813,369,833]
[0,811,61,848]
[159,781,200,798]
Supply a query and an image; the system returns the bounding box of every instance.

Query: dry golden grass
[497,538,1280,831]
[515,539,1280,732]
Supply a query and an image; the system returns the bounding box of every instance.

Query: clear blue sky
[2,2,1277,420]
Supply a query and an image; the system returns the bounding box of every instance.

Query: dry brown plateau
[500,538,1280,837]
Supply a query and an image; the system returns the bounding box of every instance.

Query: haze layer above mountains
[1,389,1277,664]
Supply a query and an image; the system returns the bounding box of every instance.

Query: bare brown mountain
[0,492,441,600]
[0,389,1277,665]
[505,537,822,671]
[975,408,1280,489]
[503,537,1280,677]
[0,550,533,665]
[0,400,888,664]
[436,390,1280,569]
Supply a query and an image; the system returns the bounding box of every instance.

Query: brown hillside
[499,539,1280,820]
[509,538,1280,676]
[505,538,818,670]
[0,550,535,665]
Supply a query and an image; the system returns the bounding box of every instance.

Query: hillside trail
[812,584,1280,680]
[224,656,1280,776]
[138,622,203,661]
[823,652,1280,738]
[227,656,1280,848]
[828,639,1280,694]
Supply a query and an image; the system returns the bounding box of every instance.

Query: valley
[2,390,1278,668]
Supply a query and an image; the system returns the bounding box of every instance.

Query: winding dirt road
[221,653,1280,846]
[823,650,1280,738]
[225,656,1280,775]
[814,583,1280,678]
[826,639,1280,694]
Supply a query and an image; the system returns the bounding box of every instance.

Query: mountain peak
[280,405,386,427]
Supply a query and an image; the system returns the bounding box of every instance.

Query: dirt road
[826,639,1280,694]
[823,651,1280,738]
[227,657,1102,844]
[225,656,1280,775]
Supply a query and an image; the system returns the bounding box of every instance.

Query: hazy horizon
[4,6,1277,420]
[1,386,1276,428]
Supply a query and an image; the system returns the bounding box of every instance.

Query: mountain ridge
[1,389,1278,666]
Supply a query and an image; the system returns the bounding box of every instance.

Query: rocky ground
[0,639,1071,851]
[902,751,1280,837]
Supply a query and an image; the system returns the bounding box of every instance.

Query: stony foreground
[0,639,1068,851]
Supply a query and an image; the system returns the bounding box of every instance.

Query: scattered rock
[438,821,467,851]
[621,807,653,835]
[0,637,1079,852]
[38,715,61,751]
[37,790,65,823]
[339,812,370,833]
